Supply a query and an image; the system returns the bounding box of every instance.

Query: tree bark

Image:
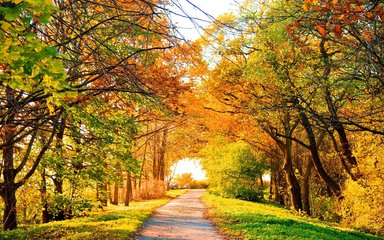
[158,128,168,181]
[325,88,359,179]
[282,114,302,211]
[259,176,264,187]
[2,184,17,230]
[264,122,301,209]
[302,160,313,215]
[112,184,119,205]
[52,114,66,220]
[41,168,53,223]
[125,171,132,206]
[299,109,342,197]
[283,137,303,211]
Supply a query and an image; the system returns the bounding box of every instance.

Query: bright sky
[171,158,207,181]
[170,0,239,40]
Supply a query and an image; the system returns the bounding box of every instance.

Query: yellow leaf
[14,0,23,4]
[302,2,310,10]
[46,96,55,115]
[1,22,11,31]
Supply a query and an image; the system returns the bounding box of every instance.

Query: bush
[134,180,165,199]
[233,186,265,202]
[190,180,209,189]
[201,139,267,202]
[48,194,93,219]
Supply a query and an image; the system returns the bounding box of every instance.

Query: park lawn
[203,193,382,240]
[0,190,186,240]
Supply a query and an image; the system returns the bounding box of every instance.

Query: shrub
[48,194,93,219]
[134,180,165,200]
[201,139,267,202]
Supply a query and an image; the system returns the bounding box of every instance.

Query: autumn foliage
[0,0,383,237]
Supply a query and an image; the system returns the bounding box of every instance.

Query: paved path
[135,189,224,240]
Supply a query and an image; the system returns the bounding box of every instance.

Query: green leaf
[4,6,21,21]
[23,61,33,75]
[39,12,51,24]
[24,32,37,40]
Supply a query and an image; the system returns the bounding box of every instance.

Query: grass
[203,193,382,240]
[0,189,186,240]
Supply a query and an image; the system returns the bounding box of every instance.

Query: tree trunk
[2,185,17,230]
[282,114,302,211]
[271,163,285,205]
[158,128,168,181]
[283,139,302,211]
[152,125,159,180]
[299,109,342,197]
[55,115,66,220]
[0,88,58,230]
[108,184,113,203]
[302,160,313,215]
[112,184,119,205]
[41,168,53,223]
[125,172,132,206]
[1,119,18,230]
[325,88,360,179]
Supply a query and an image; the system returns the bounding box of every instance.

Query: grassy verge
[203,193,382,240]
[0,190,186,240]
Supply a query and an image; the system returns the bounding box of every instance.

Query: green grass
[0,190,186,240]
[203,193,382,240]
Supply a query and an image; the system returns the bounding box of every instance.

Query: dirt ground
[135,189,224,240]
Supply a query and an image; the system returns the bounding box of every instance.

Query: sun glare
[171,158,207,181]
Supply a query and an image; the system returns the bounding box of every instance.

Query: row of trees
[187,0,383,235]
[1,0,383,235]
[0,0,198,231]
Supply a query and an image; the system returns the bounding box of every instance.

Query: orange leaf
[303,3,310,10]
[355,5,363,12]
[366,12,374,19]
[335,25,342,38]
[317,25,327,38]
[362,32,372,43]
[286,25,294,35]
[95,5,104,13]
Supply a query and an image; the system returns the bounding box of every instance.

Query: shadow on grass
[225,213,381,240]
[0,211,152,240]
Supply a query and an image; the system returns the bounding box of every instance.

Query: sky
[171,158,207,181]
[169,0,239,40]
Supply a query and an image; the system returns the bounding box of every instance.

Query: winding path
[135,189,224,240]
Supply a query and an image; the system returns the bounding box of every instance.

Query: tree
[174,173,194,187]
[0,0,189,230]
[0,0,68,230]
